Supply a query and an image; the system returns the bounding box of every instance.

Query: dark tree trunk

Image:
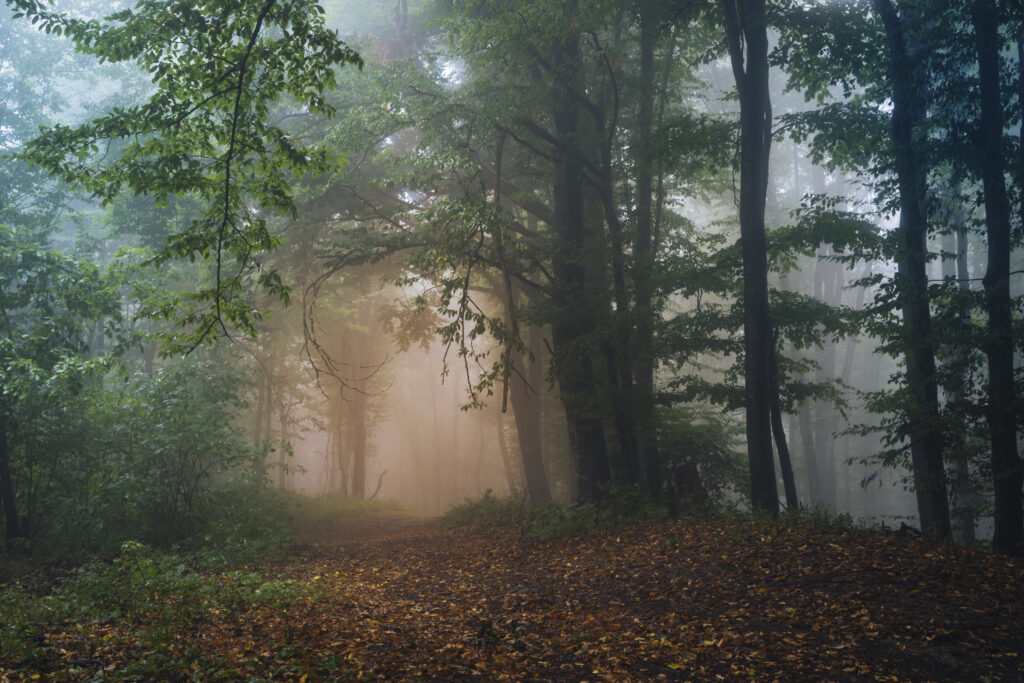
[0,414,21,543]
[769,333,799,511]
[1018,29,1024,235]
[493,142,550,504]
[874,0,951,539]
[721,0,778,514]
[635,0,664,496]
[549,13,611,501]
[972,0,1022,555]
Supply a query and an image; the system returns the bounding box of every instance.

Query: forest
[1,0,1023,679]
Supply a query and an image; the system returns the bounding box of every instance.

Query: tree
[969,0,1022,554]
[7,0,361,351]
[776,0,953,538]
[720,0,778,514]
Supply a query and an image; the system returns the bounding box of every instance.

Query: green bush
[7,355,288,563]
[441,489,526,529]
[442,488,670,540]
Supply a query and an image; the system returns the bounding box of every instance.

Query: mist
[2,0,1022,554]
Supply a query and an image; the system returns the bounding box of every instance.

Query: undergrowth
[0,540,318,678]
[286,492,409,528]
[442,490,877,541]
[441,489,671,540]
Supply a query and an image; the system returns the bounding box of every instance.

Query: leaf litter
[3,515,1023,681]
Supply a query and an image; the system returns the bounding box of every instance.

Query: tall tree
[872,0,950,540]
[970,0,1022,555]
[720,0,778,514]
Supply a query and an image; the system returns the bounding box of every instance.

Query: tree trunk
[348,387,367,499]
[635,0,664,496]
[813,255,841,512]
[335,386,349,495]
[495,406,521,494]
[721,0,778,514]
[874,0,950,539]
[972,0,1022,554]
[943,228,976,545]
[799,399,820,506]
[769,333,799,511]
[510,324,551,503]
[548,12,611,501]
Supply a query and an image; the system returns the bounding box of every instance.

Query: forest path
[6,516,1024,681]
[246,515,1024,681]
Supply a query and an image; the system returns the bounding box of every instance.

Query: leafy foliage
[8,0,362,350]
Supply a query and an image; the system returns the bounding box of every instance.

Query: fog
[3,0,1021,546]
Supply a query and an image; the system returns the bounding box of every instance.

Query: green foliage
[8,0,363,350]
[441,489,525,529]
[658,406,748,502]
[0,540,315,671]
[441,488,670,540]
[4,354,288,560]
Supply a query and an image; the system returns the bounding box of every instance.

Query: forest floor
[3,513,1024,681]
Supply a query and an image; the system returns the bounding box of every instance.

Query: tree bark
[548,9,611,501]
[721,0,778,514]
[510,322,552,503]
[769,332,799,511]
[874,0,950,539]
[635,0,664,496]
[972,0,1022,555]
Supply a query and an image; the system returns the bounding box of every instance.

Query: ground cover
[2,514,1022,681]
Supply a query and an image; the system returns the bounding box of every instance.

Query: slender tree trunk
[493,144,551,504]
[943,228,977,545]
[769,333,799,510]
[721,0,778,514]
[495,406,521,494]
[972,0,1022,554]
[335,387,349,495]
[799,400,820,506]
[813,256,841,512]
[348,388,368,499]
[874,0,951,539]
[635,0,664,496]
